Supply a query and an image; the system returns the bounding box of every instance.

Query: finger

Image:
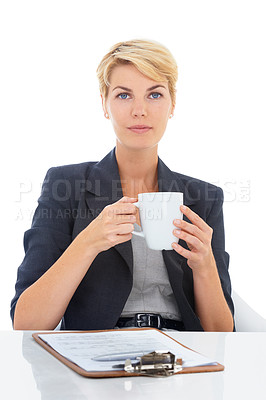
[173,229,203,251]
[173,219,207,243]
[180,205,210,233]
[115,232,133,245]
[105,223,134,244]
[109,224,134,241]
[106,203,137,216]
[172,242,197,262]
[113,197,138,214]
[118,196,138,203]
[114,204,138,215]
[115,214,137,224]
[115,223,135,235]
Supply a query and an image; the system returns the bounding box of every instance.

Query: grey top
[121,224,182,321]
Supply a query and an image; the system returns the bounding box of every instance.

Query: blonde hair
[96,39,178,107]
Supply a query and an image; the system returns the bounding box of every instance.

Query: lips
[128,125,152,134]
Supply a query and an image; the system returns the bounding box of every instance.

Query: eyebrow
[112,84,167,92]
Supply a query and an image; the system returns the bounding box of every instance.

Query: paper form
[38,329,218,372]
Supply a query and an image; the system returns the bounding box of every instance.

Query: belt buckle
[135,313,162,329]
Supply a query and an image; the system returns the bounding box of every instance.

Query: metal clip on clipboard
[124,351,183,377]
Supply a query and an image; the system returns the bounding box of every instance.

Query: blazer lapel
[157,157,196,207]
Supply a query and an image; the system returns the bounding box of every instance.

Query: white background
[0,0,265,330]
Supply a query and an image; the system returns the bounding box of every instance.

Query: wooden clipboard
[32,328,224,378]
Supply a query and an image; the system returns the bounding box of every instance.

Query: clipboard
[32,328,224,378]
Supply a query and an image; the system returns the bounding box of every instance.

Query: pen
[92,350,153,362]
[112,362,138,369]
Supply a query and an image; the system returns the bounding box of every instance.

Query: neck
[115,142,159,196]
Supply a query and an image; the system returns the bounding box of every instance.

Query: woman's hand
[80,196,138,254]
[172,205,216,275]
[172,205,234,331]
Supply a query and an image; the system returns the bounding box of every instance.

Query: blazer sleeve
[10,167,74,324]
[206,186,234,319]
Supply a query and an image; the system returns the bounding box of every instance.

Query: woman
[11,39,234,332]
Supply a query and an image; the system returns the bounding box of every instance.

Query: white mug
[132,192,183,250]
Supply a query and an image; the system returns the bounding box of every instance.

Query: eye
[117,92,130,100]
[149,92,162,99]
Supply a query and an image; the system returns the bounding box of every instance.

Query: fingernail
[174,219,181,226]
[174,229,181,235]
[181,205,186,211]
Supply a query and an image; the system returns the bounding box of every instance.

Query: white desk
[1,331,265,400]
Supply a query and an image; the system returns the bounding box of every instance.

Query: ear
[101,94,110,119]
[169,104,175,118]
[172,104,175,116]
[100,94,106,114]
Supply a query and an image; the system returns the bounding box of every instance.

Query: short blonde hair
[96,39,178,107]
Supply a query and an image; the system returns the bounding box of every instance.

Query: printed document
[38,329,217,372]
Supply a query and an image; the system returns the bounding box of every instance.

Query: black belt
[116,313,185,331]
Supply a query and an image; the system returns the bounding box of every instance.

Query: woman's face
[103,64,174,151]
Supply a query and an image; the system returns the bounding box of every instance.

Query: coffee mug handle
[132,201,145,238]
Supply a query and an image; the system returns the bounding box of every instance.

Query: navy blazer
[10,148,234,330]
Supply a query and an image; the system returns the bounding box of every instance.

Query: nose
[131,99,147,118]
